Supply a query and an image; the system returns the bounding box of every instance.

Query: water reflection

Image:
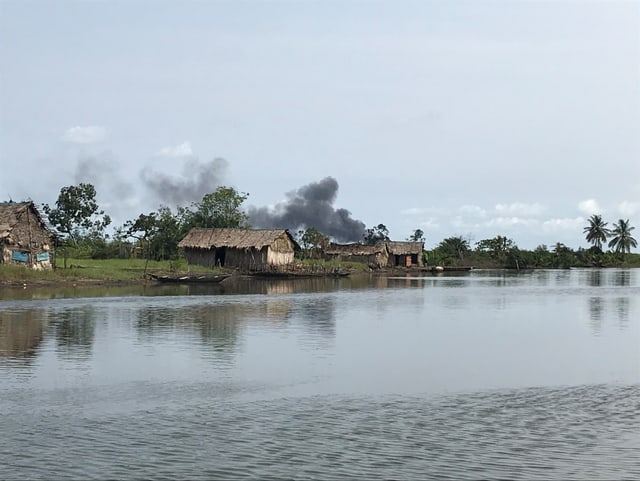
[53,306,96,360]
[615,297,630,327]
[135,298,294,360]
[612,270,631,286]
[588,270,603,287]
[0,310,48,363]
[295,296,336,347]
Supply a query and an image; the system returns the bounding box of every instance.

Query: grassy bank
[0,257,369,286]
[0,258,217,286]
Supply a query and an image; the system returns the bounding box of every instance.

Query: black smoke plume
[247,177,366,243]
[141,157,228,206]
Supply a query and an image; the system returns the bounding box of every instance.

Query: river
[1,268,639,479]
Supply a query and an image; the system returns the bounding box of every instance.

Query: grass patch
[0,258,224,284]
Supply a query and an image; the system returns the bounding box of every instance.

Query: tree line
[42,183,638,268]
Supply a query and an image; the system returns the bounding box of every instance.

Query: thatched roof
[0,201,57,239]
[324,242,386,256]
[385,241,424,255]
[178,228,298,250]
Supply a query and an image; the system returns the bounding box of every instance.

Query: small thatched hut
[0,201,57,270]
[323,242,389,269]
[178,228,299,271]
[385,241,424,267]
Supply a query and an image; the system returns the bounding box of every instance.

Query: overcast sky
[1,0,638,249]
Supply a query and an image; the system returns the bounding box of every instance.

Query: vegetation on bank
[3,182,637,285]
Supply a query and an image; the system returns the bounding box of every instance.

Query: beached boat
[148,273,232,284]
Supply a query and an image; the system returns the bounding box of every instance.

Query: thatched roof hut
[385,241,424,267]
[0,201,57,270]
[324,241,424,268]
[178,228,299,271]
[324,242,389,269]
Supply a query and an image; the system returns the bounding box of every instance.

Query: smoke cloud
[141,157,228,206]
[74,152,134,199]
[248,176,366,243]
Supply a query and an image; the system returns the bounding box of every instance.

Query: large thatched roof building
[178,228,299,271]
[0,201,57,270]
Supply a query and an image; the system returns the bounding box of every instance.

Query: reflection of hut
[0,313,47,359]
[324,243,389,269]
[385,241,424,267]
[178,228,299,271]
[0,201,57,270]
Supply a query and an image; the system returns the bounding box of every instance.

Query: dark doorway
[215,247,226,267]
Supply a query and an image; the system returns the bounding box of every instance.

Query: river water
[1,268,639,480]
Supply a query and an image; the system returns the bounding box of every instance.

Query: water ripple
[1,383,638,480]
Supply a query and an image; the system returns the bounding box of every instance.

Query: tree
[363,224,390,245]
[583,214,610,251]
[475,235,517,267]
[438,236,470,261]
[608,219,637,254]
[185,186,249,229]
[43,183,111,267]
[123,212,159,275]
[297,227,329,259]
[407,229,425,243]
[552,242,577,269]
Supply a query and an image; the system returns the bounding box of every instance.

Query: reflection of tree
[55,307,96,360]
[614,297,630,327]
[611,270,631,287]
[297,297,336,343]
[588,297,603,335]
[135,299,294,360]
[0,310,48,363]
[588,270,602,287]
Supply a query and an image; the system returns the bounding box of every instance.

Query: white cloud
[542,217,584,233]
[62,125,107,144]
[617,200,640,217]
[157,141,193,157]
[459,204,487,218]
[495,202,545,217]
[577,199,602,216]
[401,206,448,216]
[485,216,539,228]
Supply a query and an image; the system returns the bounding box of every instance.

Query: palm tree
[608,219,637,254]
[583,214,610,251]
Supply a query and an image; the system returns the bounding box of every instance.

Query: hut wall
[0,206,55,270]
[183,248,217,268]
[266,249,295,266]
[225,246,269,271]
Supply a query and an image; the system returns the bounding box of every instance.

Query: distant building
[324,241,424,269]
[385,241,424,268]
[178,228,299,271]
[0,201,57,270]
[323,242,389,269]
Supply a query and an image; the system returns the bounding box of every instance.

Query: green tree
[583,214,610,251]
[407,229,425,243]
[297,227,329,259]
[185,186,249,229]
[438,236,470,262]
[363,224,390,245]
[123,212,159,275]
[552,242,577,269]
[149,206,186,260]
[43,183,111,267]
[475,235,517,267]
[608,219,637,255]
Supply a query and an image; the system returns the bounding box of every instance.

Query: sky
[1,0,639,249]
